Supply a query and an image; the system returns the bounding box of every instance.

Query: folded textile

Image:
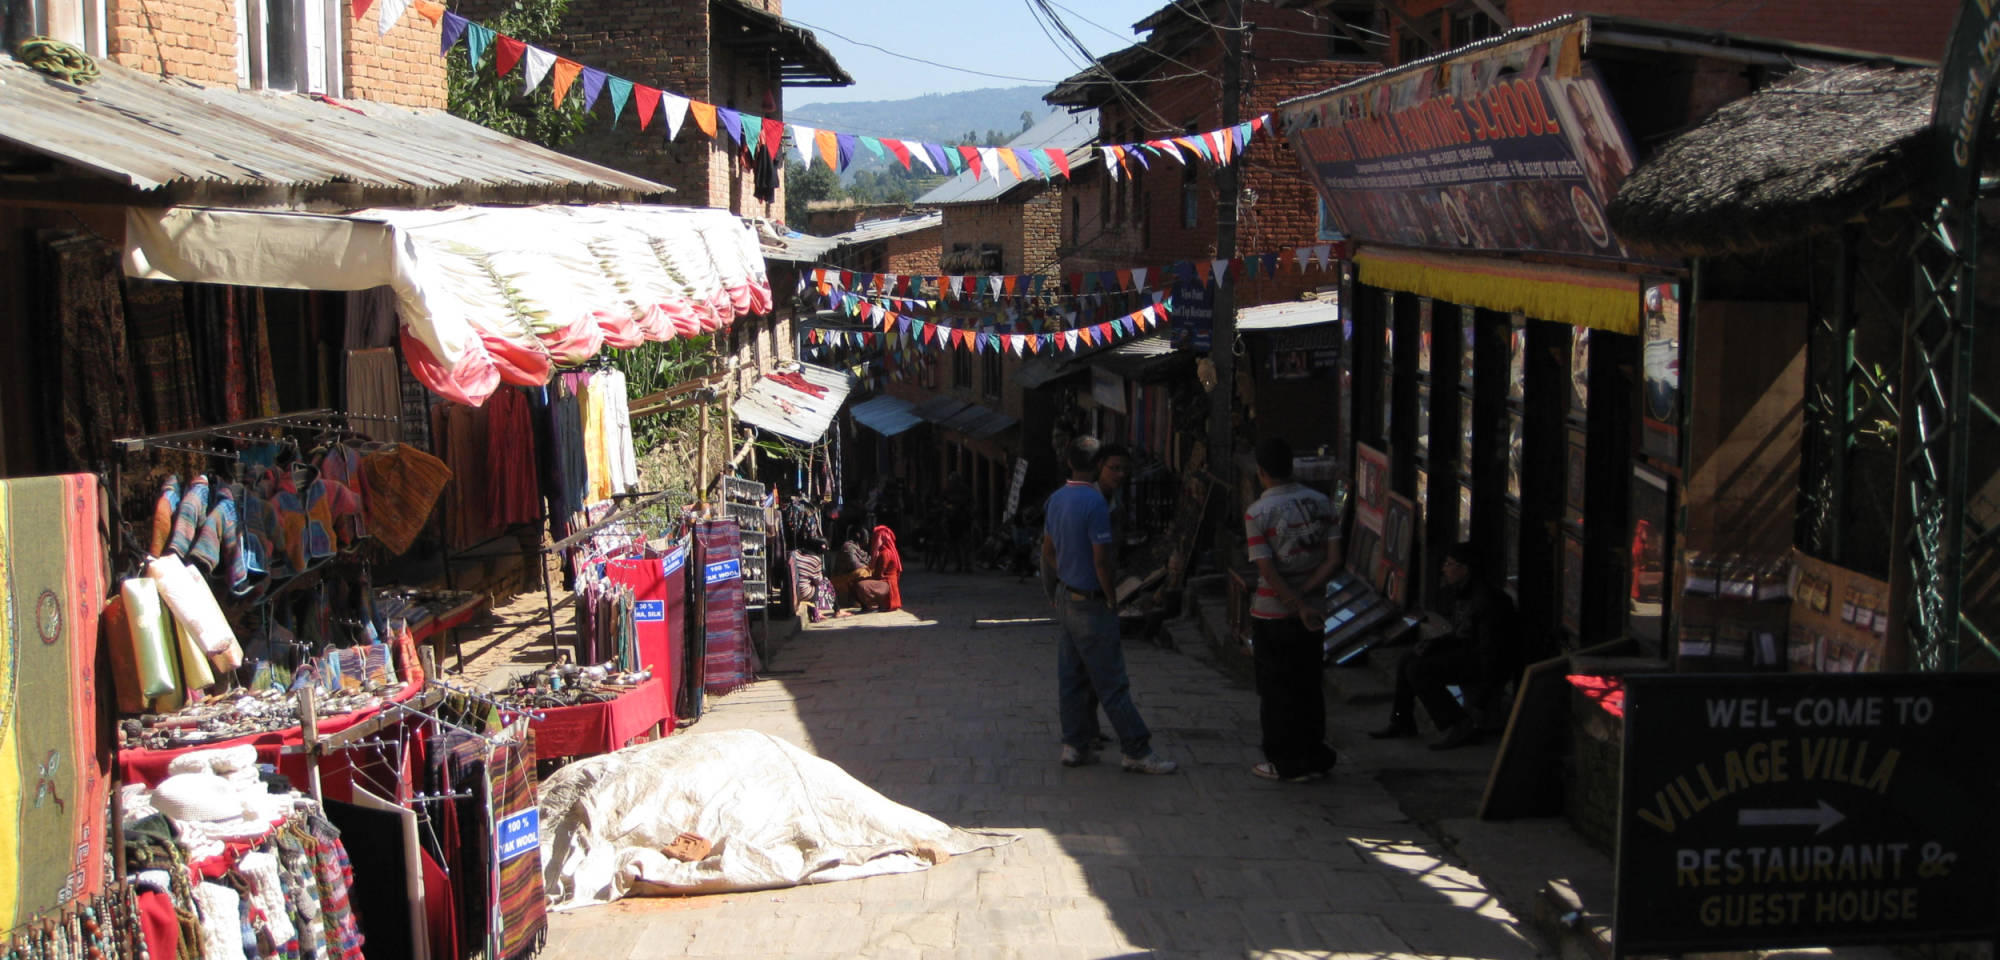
[115,580,180,702]
[167,475,210,558]
[150,475,181,558]
[359,444,453,556]
[146,554,241,667]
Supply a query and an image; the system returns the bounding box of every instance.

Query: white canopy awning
[124,203,773,406]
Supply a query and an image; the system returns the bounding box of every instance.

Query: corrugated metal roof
[0,53,665,198]
[1015,332,1183,387]
[757,223,842,263]
[916,111,1098,205]
[826,210,943,246]
[849,395,922,436]
[733,362,853,442]
[1236,297,1340,332]
[912,394,971,423]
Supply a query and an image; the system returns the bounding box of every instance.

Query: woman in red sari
[870,523,904,611]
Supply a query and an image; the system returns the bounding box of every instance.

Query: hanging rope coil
[15,37,101,85]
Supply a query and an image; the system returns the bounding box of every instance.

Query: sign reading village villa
[1615,674,2000,956]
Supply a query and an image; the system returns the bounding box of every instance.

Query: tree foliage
[446,0,590,149]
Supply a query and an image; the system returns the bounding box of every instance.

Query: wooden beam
[1377,0,1439,53]
[1466,0,1511,30]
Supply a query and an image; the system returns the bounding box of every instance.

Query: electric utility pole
[1208,0,1244,485]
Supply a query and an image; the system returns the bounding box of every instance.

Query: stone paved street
[532,570,1545,959]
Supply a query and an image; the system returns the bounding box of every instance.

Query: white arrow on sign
[1737,799,1845,836]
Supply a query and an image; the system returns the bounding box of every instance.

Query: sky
[783,0,1173,105]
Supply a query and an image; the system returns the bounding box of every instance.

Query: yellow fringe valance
[1354,248,1640,336]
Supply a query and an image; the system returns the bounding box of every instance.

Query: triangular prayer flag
[1314,243,1332,268]
[979,146,1003,181]
[605,75,631,124]
[1261,252,1279,276]
[1100,147,1121,180]
[922,143,952,174]
[688,100,717,137]
[580,66,607,112]
[1018,149,1044,179]
[1125,145,1149,171]
[860,136,887,160]
[1131,267,1148,291]
[492,35,526,77]
[521,46,555,92]
[792,125,818,167]
[632,84,661,130]
[375,0,411,33]
[1115,268,1133,291]
[956,145,982,179]
[550,58,583,107]
[816,129,839,170]
[440,11,468,54]
[716,106,743,146]
[835,132,859,170]
[1045,148,1071,178]
[884,139,913,170]
[354,0,376,22]
[1211,258,1229,285]
[1295,247,1312,272]
[762,117,783,159]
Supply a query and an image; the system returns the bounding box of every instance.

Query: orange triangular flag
[411,0,444,24]
[817,129,840,170]
[1115,268,1134,291]
[997,147,1023,181]
[1002,275,1018,296]
[688,100,718,138]
[1194,259,1213,284]
[550,58,584,108]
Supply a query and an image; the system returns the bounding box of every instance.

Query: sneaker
[1060,744,1096,767]
[1121,752,1178,775]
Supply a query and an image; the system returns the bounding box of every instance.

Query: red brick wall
[1387,0,1953,62]
[450,0,790,213]
[806,203,916,235]
[1060,10,1376,311]
[107,0,446,104]
[939,183,1067,276]
[884,227,942,274]
[347,3,448,108]
[108,0,237,85]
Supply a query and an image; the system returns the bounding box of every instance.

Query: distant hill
[788,86,1069,180]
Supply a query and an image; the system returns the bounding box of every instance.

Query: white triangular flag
[792,124,818,168]
[1314,243,1332,268]
[376,0,412,33]
[660,92,689,141]
[1131,267,1148,291]
[522,46,556,92]
[1101,147,1121,180]
[904,140,938,173]
[1212,258,1231,285]
[978,146,1001,181]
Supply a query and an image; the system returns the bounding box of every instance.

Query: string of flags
[805,240,1350,306]
[384,2,1276,185]
[803,296,1173,358]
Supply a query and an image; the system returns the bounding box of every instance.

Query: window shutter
[303,0,327,94]
[234,0,252,86]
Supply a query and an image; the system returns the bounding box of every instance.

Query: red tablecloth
[118,681,423,787]
[529,677,671,759]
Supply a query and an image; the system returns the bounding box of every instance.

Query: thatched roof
[1606,64,1935,258]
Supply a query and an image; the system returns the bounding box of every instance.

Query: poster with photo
[1417,298,1433,377]
[1355,442,1390,534]
[1416,384,1432,457]
[1460,307,1477,390]
[1506,410,1524,501]
[1378,493,1418,604]
[1507,315,1526,403]
[1787,549,1889,673]
[1640,278,1682,463]
[1569,326,1591,418]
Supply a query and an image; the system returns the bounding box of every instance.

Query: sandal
[1251,762,1282,781]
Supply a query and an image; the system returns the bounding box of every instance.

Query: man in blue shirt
[1041,436,1177,774]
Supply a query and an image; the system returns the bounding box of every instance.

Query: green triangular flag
[606,76,632,124]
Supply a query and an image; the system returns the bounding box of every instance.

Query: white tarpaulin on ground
[537,730,1011,908]
[124,203,772,406]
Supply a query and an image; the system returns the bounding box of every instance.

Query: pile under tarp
[124,203,773,406]
[537,730,1012,908]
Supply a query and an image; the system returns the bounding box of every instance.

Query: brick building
[12,0,448,104]
[451,0,849,220]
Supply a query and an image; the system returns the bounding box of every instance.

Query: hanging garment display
[348,347,407,444]
[359,443,455,556]
[482,388,541,527]
[42,232,142,472]
[0,474,111,937]
[696,519,756,694]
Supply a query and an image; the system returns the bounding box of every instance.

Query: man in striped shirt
[1243,438,1342,782]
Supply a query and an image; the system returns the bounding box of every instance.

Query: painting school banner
[1282,23,1639,260]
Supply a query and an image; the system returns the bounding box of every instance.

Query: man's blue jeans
[1057,592,1151,759]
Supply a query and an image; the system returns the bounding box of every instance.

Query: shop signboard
[1615,673,2000,956]
[497,808,541,863]
[1285,22,1638,260]
[1787,549,1890,673]
[1171,274,1215,351]
[1640,279,1683,463]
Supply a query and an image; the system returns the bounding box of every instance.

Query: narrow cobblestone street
[535,571,1544,959]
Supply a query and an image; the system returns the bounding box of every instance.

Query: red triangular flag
[957,145,983,180]
[633,85,661,130]
[352,0,375,20]
[493,35,527,77]
[1044,148,1072,178]
[884,139,912,170]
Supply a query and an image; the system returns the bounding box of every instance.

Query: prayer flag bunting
[550,58,583,107]
[521,45,555,92]
[1045,148,1071,178]
[816,129,839,170]
[492,35,526,77]
[885,139,913,170]
[605,75,631,124]
[633,84,661,130]
[716,106,743,146]
[688,99,717,137]
[792,125,818,167]
[413,0,444,26]
[580,66,607,112]
[440,11,468,53]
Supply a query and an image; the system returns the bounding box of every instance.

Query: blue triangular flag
[440,12,469,54]
[835,132,859,170]
[605,76,632,124]
[716,106,743,146]
[580,67,606,112]
[464,21,494,70]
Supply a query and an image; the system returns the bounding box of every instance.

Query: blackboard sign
[1616,673,2000,956]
